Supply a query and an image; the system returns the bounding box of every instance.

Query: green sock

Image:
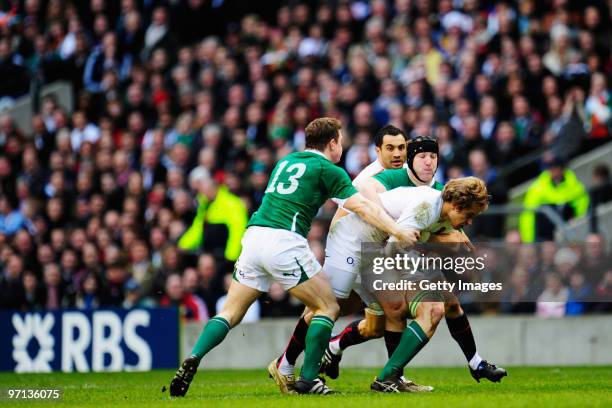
[190,316,231,360]
[377,321,428,381]
[300,315,334,381]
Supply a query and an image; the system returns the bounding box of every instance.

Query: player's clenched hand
[394,228,420,247]
[428,230,474,252]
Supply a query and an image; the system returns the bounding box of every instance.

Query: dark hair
[593,164,610,180]
[407,136,439,182]
[374,125,407,147]
[305,117,342,151]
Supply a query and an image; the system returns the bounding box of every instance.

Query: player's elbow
[344,194,370,218]
[355,178,383,199]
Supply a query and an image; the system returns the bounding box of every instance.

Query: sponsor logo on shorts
[282,270,299,277]
[236,268,253,280]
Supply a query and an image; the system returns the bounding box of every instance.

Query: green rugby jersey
[374,168,444,191]
[247,151,358,238]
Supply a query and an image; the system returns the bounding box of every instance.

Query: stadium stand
[0,0,611,318]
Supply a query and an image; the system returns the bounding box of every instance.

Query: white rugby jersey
[336,186,453,244]
[331,159,408,207]
[381,186,453,242]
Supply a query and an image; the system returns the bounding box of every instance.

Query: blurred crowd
[1,0,611,319]
[460,232,612,316]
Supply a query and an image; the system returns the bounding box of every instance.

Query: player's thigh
[233,227,275,292]
[217,279,263,327]
[322,260,360,303]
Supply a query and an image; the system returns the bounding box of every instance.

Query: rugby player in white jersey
[270,135,507,394]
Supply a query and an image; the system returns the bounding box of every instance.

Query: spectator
[0,37,29,98]
[0,195,26,236]
[128,240,154,296]
[70,111,101,152]
[160,273,207,322]
[488,121,524,170]
[466,149,507,238]
[100,261,129,307]
[142,6,176,62]
[178,167,247,264]
[520,158,589,242]
[75,272,101,310]
[500,267,535,314]
[122,278,156,309]
[22,270,45,310]
[553,247,580,283]
[536,272,569,318]
[588,164,612,233]
[593,270,612,313]
[545,88,587,163]
[42,263,73,310]
[0,254,25,309]
[581,233,610,285]
[83,31,130,94]
[565,272,592,316]
[478,95,498,141]
[195,253,224,314]
[539,241,558,275]
[584,73,611,149]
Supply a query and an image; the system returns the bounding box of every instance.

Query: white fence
[183,315,612,369]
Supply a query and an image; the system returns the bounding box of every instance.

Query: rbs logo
[12,313,55,373]
[61,310,151,372]
[3,309,179,373]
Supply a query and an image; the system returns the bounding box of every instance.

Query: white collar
[304,149,328,159]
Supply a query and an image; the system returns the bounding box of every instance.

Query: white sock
[328,336,343,355]
[469,352,483,370]
[277,354,295,376]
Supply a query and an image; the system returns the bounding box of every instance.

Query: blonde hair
[442,177,489,212]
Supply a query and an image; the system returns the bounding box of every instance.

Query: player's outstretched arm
[353,177,386,207]
[344,193,419,246]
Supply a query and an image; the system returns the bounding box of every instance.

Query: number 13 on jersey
[265,161,307,195]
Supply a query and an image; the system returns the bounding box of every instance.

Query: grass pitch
[1,366,610,407]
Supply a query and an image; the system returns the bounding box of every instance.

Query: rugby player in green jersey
[168,118,420,396]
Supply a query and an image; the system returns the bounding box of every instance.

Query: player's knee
[217,310,241,328]
[430,302,445,325]
[323,300,340,320]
